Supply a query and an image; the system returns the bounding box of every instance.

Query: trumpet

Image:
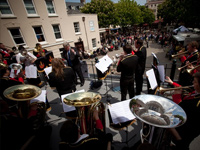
[172,51,188,58]
[158,86,194,93]
[178,60,198,71]
[186,64,200,74]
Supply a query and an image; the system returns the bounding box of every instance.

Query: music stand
[95,56,113,103]
[107,99,137,147]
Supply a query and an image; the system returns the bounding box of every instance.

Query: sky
[65,0,146,6]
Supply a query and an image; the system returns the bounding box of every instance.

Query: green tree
[115,0,142,27]
[157,0,200,27]
[139,5,155,25]
[81,0,117,28]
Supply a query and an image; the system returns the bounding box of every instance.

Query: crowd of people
[1,27,200,150]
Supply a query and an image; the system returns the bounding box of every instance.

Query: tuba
[63,92,105,135]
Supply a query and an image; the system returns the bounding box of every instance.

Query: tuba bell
[63,92,105,135]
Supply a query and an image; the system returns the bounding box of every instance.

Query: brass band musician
[33,43,48,58]
[117,44,138,100]
[178,41,199,86]
[59,110,113,150]
[165,74,200,150]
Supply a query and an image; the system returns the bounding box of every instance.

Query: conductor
[63,42,85,86]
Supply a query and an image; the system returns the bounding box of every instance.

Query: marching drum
[129,94,187,149]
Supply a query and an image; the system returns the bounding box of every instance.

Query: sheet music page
[44,66,52,79]
[95,62,108,73]
[61,90,85,112]
[108,99,136,124]
[146,69,158,90]
[157,65,165,82]
[30,90,46,103]
[95,55,113,73]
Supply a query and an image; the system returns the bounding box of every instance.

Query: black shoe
[80,83,84,87]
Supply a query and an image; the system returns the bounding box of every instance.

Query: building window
[92,38,96,48]
[52,24,61,39]
[33,26,45,42]
[45,0,55,14]
[89,21,95,31]
[23,0,36,14]
[74,22,80,33]
[9,28,25,45]
[0,0,12,15]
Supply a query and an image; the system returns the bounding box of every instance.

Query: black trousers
[72,65,85,84]
[135,70,144,95]
[120,78,135,101]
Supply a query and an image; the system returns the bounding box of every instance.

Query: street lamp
[82,17,89,50]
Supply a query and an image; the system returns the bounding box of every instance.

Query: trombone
[187,64,200,74]
[158,86,194,93]
[178,60,198,71]
[171,51,188,58]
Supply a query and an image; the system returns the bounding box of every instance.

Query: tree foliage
[138,5,155,25]
[81,0,156,28]
[80,0,116,28]
[157,0,200,27]
[115,0,142,27]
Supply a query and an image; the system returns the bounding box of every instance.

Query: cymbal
[129,94,187,128]
[63,92,101,107]
[3,84,42,101]
[9,63,22,70]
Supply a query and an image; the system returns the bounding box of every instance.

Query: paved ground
[44,41,200,150]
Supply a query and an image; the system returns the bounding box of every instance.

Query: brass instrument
[171,51,188,58]
[9,63,22,70]
[64,92,105,135]
[3,84,42,119]
[129,95,187,148]
[3,84,42,101]
[0,62,7,68]
[158,86,194,93]
[178,60,198,71]
[34,47,45,57]
[21,49,34,63]
[187,64,200,74]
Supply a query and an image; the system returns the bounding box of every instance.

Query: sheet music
[30,90,46,103]
[61,90,85,112]
[25,65,37,78]
[146,69,158,90]
[44,66,52,79]
[157,65,165,82]
[108,99,136,124]
[95,55,113,73]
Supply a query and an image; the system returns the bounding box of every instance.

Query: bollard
[170,59,177,82]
